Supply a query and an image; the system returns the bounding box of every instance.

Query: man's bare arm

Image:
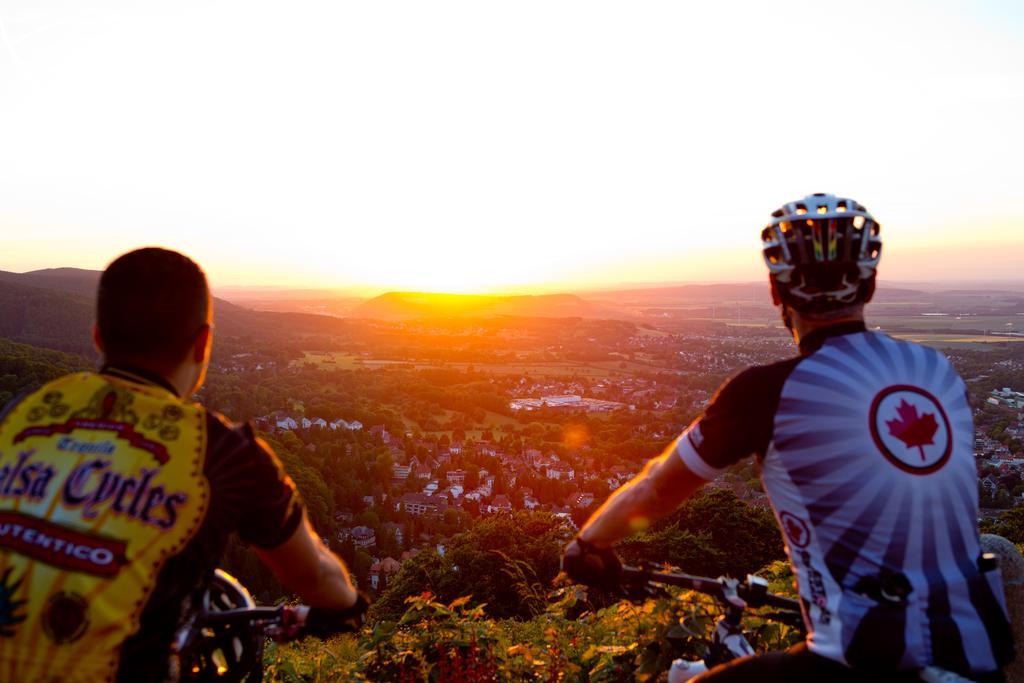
[576,439,706,548]
[255,513,358,609]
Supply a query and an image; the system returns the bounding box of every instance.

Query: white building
[546,465,575,481]
[276,416,298,430]
[351,526,376,549]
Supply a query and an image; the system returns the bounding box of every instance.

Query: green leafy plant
[266,567,802,682]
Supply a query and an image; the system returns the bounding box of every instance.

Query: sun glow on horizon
[1,1,1023,291]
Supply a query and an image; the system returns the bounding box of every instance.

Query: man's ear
[192,324,212,363]
[92,324,105,355]
[769,277,782,306]
[862,275,876,305]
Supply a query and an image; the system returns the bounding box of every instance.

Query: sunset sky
[1,1,1022,293]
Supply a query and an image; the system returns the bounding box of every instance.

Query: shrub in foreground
[266,563,801,682]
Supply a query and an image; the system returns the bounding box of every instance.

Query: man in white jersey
[563,193,1014,681]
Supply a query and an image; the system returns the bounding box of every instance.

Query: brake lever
[618,563,671,602]
[265,606,308,642]
[621,580,669,602]
[719,577,747,611]
[760,611,804,629]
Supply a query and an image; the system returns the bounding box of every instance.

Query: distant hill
[932,289,1024,302]
[867,287,929,302]
[0,268,250,314]
[0,269,355,355]
[583,283,767,305]
[0,267,101,298]
[351,292,602,321]
[0,279,96,356]
[0,337,92,403]
[583,282,928,306]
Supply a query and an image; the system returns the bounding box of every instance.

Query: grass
[888,333,1024,350]
[295,352,659,378]
[293,352,367,369]
[870,314,1024,333]
[634,326,672,337]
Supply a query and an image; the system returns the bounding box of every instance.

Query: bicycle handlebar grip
[563,538,623,591]
[305,592,370,638]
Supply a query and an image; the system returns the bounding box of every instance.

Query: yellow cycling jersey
[0,371,210,682]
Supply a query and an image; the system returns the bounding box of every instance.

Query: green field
[296,352,663,377]
[871,314,1023,334]
[888,333,1024,350]
[869,313,1023,349]
[294,352,414,369]
[389,408,534,440]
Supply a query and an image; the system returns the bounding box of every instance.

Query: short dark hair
[97,248,210,367]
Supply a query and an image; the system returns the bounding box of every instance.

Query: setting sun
[2,1,1022,291]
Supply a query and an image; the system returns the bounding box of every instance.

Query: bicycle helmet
[761,193,882,313]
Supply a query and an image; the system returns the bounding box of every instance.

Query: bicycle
[619,565,983,683]
[618,565,802,682]
[172,569,363,683]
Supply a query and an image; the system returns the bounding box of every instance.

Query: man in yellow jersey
[0,248,363,682]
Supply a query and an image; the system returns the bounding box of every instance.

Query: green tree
[992,503,1024,542]
[372,512,571,621]
[618,489,784,579]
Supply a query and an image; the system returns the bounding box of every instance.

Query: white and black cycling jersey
[674,321,1014,676]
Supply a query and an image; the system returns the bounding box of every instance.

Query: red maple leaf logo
[779,511,810,547]
[886,399,939,461]
[784,518,806,545]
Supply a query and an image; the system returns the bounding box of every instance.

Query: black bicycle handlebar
[192,603,362,639]
[620,566,801,612]
[195,606,285,628]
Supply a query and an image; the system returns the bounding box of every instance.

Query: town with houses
[243,373,1024,594]
[250,405,655,592]
[977,386,1024,512]
[184,315,1024,596]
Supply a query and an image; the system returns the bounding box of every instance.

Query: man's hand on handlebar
[562,537,623,591]
[304,591,371,638]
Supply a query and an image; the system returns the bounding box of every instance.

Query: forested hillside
[0,280,96,356]
[0,337,92,405]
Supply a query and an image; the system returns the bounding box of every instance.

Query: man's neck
[792,314,864,345]
[790,313,868,355]
[101,361,181,397]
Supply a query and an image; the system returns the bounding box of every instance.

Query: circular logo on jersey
[869,384,952,475]
[779,511,811,548]
[42,592,89,644]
